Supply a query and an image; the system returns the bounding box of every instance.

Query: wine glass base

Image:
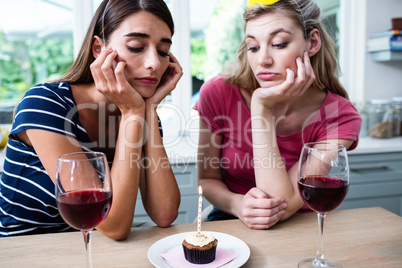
[298,258,340,268]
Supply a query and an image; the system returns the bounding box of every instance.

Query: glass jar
[368,99,393,138]
[354,102,369,137]
[391,96,402,136]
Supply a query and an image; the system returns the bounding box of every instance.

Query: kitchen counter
[163,134,402,161]
[350,136,402,154]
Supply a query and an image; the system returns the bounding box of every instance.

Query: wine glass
[56,152,112,268]
[297,142,349,268]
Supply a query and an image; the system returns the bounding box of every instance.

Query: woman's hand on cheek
[252,52,315,109]
[293,51,315,94]
[91,49,145,115]
[145,53,183,109]
[281,51,315,97]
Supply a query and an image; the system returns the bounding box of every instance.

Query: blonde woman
[194,0,361,229]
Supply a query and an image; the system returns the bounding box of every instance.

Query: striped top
[0,82,163,237]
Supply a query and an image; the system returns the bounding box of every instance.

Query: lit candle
[197,185,203,237]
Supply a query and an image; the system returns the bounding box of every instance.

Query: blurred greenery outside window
[0,33,73,100]
[0,0,74,124]
[190,0,244,93]
[0,0,244,125]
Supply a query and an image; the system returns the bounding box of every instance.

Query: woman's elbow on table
[278,211,294,222]
[153,210,179,228]
[98,225,132,241]
[97,217,136,240]
[279,203,304,222]
[147,196,180,227]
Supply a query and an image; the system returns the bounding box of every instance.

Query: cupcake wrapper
[182,244,217,264]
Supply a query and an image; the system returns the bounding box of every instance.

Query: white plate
[148,231,250,268]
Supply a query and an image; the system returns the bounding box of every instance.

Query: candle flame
[198,185,202,195]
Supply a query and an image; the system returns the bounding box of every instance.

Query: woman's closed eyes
[246,41,289,52]
[126,46,170,57]
[272,42,289,49]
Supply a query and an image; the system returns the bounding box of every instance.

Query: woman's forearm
[251,103,301,217]
[141,108,180,226]
[97,112,145,240]
[198,177,243,218]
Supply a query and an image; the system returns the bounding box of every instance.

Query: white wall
[364,0,402,101]
[340,0,402,103]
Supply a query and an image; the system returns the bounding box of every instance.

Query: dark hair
[225,0,348,99]
[57,0,174,85]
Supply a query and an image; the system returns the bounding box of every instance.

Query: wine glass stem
[83,230,93,268]
[315,213,327,264]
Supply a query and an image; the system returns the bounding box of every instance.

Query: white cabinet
[134,163,211,225]
[338,152,402,216]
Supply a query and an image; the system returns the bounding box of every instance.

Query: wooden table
[0,207,401,267]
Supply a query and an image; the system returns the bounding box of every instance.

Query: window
[0,0,75,124]
[159,0,245,147]
[0,0,246,132]
[0,0,343,128]
[314,0,340,46]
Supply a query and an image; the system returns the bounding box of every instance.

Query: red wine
[57,189,112,231]
[298,176,348,213]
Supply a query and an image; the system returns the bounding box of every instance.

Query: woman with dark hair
[0,0,182,240]
[195,0,361,229]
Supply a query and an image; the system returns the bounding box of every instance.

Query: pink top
[194,76,361,205]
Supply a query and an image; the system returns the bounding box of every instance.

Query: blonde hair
[225,0,348,99]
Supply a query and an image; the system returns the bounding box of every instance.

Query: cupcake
[182,232,218,264]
